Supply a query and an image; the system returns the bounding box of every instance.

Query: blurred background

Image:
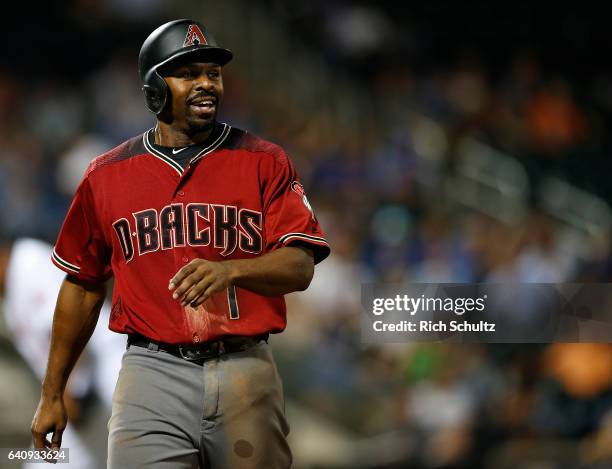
[1,1,612,468]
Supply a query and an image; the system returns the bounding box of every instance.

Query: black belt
[127,333,269,364]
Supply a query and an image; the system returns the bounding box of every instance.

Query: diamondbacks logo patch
[183,24,207,47]
[291,181,315,218]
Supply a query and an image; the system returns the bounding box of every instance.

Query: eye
[208,70,220,80]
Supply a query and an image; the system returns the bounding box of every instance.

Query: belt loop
[148,342,159,352]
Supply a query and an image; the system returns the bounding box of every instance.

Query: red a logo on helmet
[183,24,207,47]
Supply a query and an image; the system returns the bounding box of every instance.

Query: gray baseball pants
[107,339,291,468]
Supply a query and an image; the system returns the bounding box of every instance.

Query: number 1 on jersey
[227,285,240,320]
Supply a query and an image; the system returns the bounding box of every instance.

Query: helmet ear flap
[142,69,168,114]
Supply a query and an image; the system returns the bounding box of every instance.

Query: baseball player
[31,19,330,469]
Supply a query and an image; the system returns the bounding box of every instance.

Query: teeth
[191,98,214,105]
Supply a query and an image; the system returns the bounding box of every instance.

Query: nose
[194,72,214,92]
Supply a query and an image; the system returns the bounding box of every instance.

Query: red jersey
[52,123,330,344]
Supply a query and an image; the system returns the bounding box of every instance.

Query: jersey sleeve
[263,153,330,264]
[52,175,112,282]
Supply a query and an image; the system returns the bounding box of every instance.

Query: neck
[154,121,215,146]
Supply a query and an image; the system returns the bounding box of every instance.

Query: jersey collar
[142,122,232,176]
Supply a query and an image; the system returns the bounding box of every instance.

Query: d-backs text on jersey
[112,203,263,262]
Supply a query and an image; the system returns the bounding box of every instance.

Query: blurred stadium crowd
[1,1,612,468]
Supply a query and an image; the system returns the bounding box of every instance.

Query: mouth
[188,96,217,115]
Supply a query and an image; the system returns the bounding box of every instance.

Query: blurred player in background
[1,236,124,468]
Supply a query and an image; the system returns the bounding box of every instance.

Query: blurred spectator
[526,79,589,156]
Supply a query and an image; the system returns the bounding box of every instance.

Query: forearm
[227,246,314,296]
[41,276,106,399]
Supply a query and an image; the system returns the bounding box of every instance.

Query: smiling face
[160,61,224,137]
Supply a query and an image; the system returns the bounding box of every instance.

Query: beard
[184,104,217,136]
[185,115,215,135]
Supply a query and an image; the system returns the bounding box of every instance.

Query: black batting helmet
[138,19,233,114]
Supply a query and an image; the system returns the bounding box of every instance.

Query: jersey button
[178,191,185,197]
[182,256,189,263]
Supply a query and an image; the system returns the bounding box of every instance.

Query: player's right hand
[31,396,67,451]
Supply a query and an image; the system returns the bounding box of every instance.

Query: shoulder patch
[291,181,315,219]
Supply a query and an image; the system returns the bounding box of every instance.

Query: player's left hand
[168,259,234,307]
